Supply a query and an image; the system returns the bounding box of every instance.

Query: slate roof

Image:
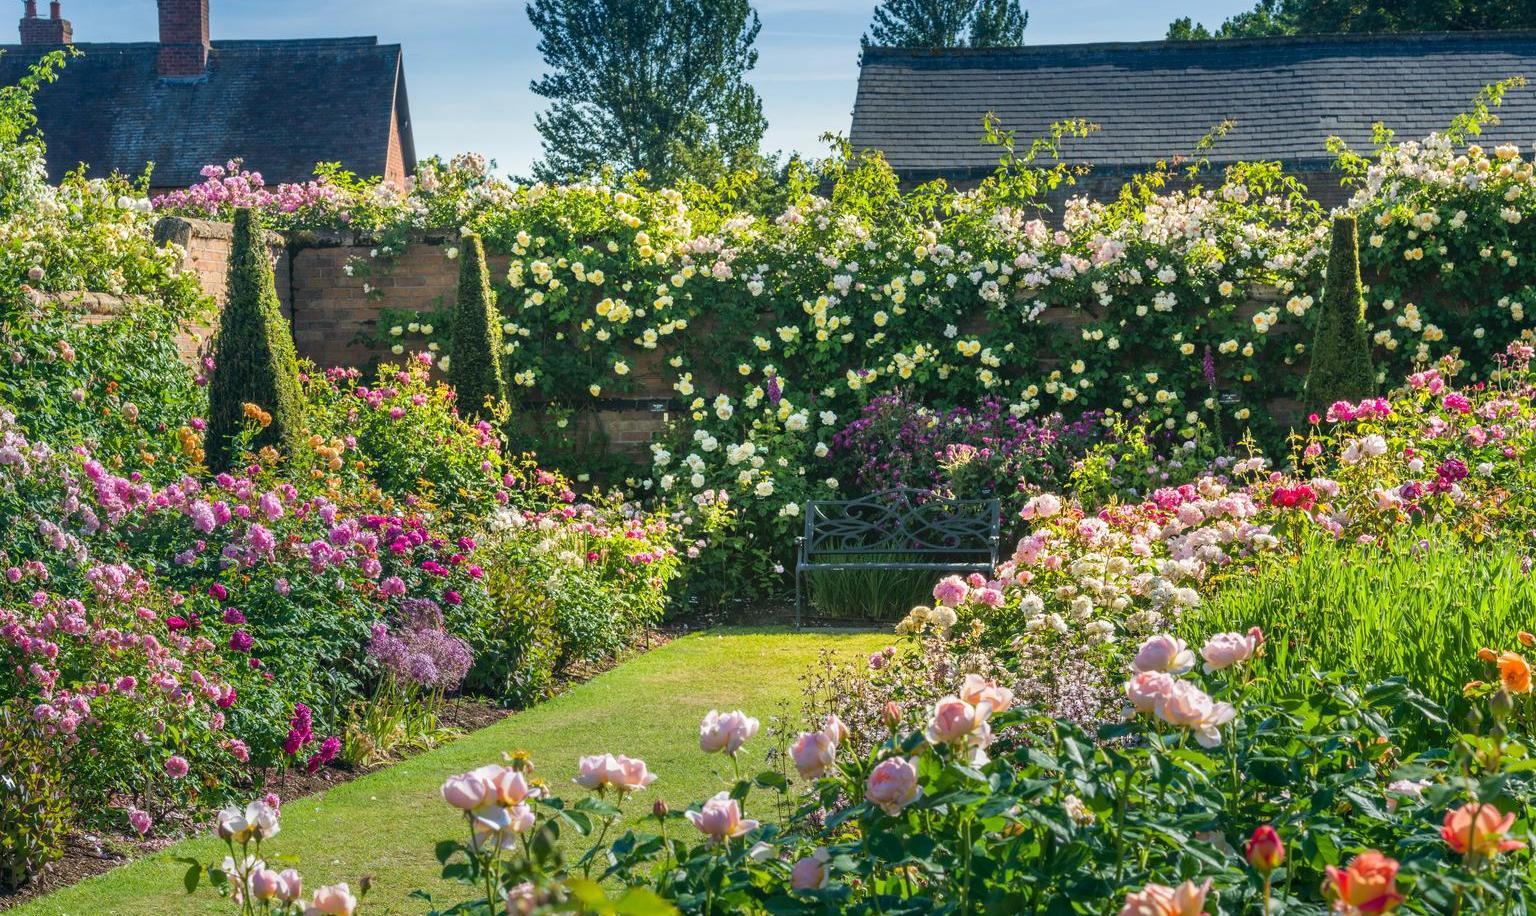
[0,37,414,187]
[852,32,1536,183]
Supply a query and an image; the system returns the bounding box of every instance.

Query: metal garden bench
[794,487,1001,626]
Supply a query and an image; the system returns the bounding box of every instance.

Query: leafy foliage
[447,233,509,420]
[526,0,767,185]
[862,0,1029,50]
[204,208,305,471]
[1305,214,1376,413]
[1169,0,1536,39]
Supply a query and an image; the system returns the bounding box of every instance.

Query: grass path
[16,627,886,915]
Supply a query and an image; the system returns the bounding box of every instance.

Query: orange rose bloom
[1442,803,1527,860]
[1478,647,1499,663]
[1325,851,1404,913]
[1498,652,1532,694]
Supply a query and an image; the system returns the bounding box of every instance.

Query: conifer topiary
[448,232,509,419]
[205,208,305,471]
[1304,214,1375,415]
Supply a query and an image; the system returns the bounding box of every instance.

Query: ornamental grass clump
[205,207,305,471]
[447,232,509,420]
[1304,214,1375,415]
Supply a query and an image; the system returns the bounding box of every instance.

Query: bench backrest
[802,488,1000,560]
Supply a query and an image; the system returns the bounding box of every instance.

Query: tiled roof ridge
[862,30,1536,63]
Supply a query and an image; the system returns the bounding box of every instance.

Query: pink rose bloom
[603,754,656,793]
[866,757,921,815]
[275,869,303,904]
[791,848,831,890]
[1124,671,1176,715]
[822,714,849,746]
[1119,879,1212,916]
[1200,630,1261,673]
[959,674,1014,714]
[926,695,987,746]
[699,709,759,755]
[932,575,969,608]
[250,865,285,902]
[1131,634,1196,675]
[473,764,533,807]
[127,807,152,837]
[686,791,758,843]
[305,882,358,915]
[441,772,492,811]
[574,754,612,791]
[791,731,836,780]
[1155,680,1236,748]
[1020,493,1062,520]
[164,755,190,779]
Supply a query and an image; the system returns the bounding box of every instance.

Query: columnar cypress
[205,208,305,471]
[1304,215,1375,415]
[448,232,509,419]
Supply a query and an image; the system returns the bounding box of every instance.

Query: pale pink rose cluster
[574,753,657,796]
[1124,632,1250,748]
[924,674,1016,764]
[790,714,849,780]
[699,708,760,756]
[1119,878,1211,915]
[211,800,357,915]
[440,763,541,852]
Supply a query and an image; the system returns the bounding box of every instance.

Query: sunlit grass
[16,627,888,916]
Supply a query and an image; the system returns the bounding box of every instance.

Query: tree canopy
[863,0,1029,51]
[527,0,767,185]
[1169,0,1536,39]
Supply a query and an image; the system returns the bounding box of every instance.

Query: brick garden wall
[154,217,1294,457]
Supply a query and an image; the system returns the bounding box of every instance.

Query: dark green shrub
[205,208,305,471]
[1304,214,1375,414]
[447,233,508,419]
[0,703,72,892]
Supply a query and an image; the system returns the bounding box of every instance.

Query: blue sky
[36,0,1257,176]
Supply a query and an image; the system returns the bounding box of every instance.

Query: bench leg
[794,568,804,629]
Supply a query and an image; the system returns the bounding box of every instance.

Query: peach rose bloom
[1325,851,1403,913]
[960,674,1015,713]
[1125,671,1176,715]
[1498,651,1532,693]
[275,869,303,905]
[790,848,830,890]
[303,882,358,916]
[1132,634,1196,675]
[791,731,836,780]
[1154,680,1236,748]
[822,714,850,746]
[1118,878,1211,915]
[1442,802,1527,860]
[686,791,758,843]
[249,865,284,902]
[473,764,532,806]
[866,757,921,815]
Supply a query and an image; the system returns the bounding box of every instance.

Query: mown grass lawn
[17,627,888,916]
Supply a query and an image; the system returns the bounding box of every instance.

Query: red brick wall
[384,101,407,187]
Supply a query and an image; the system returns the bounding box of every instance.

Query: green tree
[527,0,766,185]
[1304,215,1375,415]
[205,208,305,471]
[1169,0,1536,39]
[448,233,509,420]
[863,0,1029,50]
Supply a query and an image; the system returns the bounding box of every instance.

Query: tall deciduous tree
[862,0,1029,50]
[527,0,767,185]
[1169,0,1536,39]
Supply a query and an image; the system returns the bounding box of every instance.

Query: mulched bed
[0,697,512,911]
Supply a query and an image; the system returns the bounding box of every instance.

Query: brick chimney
[19,1,73,45]
[158,0,210,79]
